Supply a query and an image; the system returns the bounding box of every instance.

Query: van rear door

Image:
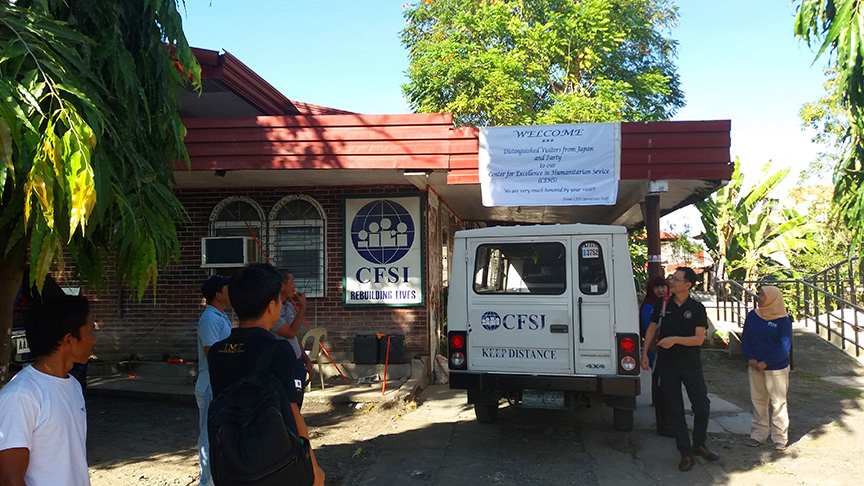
[466,238,574,375]
[572,236,616,374]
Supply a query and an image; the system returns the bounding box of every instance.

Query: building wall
[64,185,462,364]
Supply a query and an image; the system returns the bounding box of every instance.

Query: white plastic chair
[301,328,327,390]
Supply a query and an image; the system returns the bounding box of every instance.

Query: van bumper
[450,372,640,397]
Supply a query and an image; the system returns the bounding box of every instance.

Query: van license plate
[15,337,30,355]
[522,390,565,409]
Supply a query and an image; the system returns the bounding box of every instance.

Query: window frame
[472,241,567,296]
[577,240,608,295]
[268,195,327,298]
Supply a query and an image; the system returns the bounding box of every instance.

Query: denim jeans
[195,387,214,486]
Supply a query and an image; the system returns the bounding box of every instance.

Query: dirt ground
[87,329,864,485]
[86,392,414,486]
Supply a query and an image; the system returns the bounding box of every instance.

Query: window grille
[269,196,326,297]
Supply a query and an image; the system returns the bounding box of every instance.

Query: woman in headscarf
[741,286,793,451]
[640,275,672,436]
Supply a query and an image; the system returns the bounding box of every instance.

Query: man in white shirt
[195,275,231,486]
[270,270,313,407]
[0,294,95,486]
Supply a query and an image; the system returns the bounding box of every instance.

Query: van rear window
[578,241,607,295]
[473,243,566,295]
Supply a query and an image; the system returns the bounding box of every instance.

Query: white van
[446,224,641,431]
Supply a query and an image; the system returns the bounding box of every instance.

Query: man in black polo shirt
[208,264,324,485]
[640,267,719,472]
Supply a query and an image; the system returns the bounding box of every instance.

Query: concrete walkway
[86,358,426,405]
[353,375,753,486]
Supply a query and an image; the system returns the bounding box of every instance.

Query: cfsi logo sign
[480,311,546,331]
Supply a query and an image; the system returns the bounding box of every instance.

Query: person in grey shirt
[271,269,314,408]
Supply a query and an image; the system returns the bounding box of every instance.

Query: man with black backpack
[208,264,324,486]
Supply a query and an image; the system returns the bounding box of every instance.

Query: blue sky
[181,0,832,228]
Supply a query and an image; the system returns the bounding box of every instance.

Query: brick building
[59,48,732,369]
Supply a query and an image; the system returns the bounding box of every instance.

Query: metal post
[795,280,801,321]
[642,195,662,278]
[816,291,823,341]
[835,266,841,304]
[841,305,847,350]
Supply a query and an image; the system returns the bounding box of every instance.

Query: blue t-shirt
[640,301,657,367]
[741,310,792,370]
[196,305,232,393]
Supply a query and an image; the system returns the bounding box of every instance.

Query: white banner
[479,122,621,206]
[343,195,424,307]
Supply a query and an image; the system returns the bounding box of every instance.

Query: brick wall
[65,185,463,364]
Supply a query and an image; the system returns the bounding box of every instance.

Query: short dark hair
[25,295,90,358]
[676,267,699,287]
[228,264,282,320]
[201,275,229,304]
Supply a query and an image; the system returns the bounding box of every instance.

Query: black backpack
[208,341,314,486]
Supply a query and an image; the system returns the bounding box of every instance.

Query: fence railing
[714,279,760,325]
[804,256,864,308]
[715,272,864,359]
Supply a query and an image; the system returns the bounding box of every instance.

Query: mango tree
[400,0,684,126]
[0,0,199,384]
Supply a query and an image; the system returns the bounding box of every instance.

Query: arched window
[209,197,265,241]
[204,197,266,275]
[269,196,326,297]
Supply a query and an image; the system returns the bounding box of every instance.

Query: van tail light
[616,333,640,375]
[448,331,468,370]
[619,336,637,354]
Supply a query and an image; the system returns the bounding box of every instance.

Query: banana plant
[697,158,815,283]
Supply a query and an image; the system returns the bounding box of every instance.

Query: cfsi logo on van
[480,311,547,331]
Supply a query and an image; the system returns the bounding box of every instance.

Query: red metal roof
[181,113,455,170]
[447,120,732,184]
[180,115,732,182]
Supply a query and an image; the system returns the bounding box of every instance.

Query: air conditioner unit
[201,237,261,268]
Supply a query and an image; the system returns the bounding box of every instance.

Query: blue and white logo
[350,199,416,265]
[481,311,501,330]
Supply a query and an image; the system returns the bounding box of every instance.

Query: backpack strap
[253,340,280,377]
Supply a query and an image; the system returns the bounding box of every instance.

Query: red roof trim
[446,121,732,184]
[180,116,731,180]
[191,48,353,116]
[182,113,452,129]
[180,113,455,171]
[289,100,357,116]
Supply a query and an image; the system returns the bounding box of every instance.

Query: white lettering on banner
[479,122,621,207]
[480,347,559,360]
